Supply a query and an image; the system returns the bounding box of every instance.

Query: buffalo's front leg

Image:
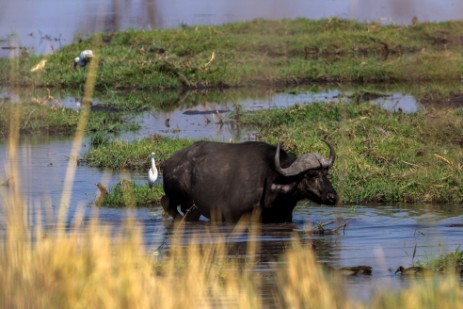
[181,202,201,221]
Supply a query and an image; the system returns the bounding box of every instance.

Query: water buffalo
[160,140,338,223]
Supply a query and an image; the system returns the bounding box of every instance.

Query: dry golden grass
[2,206,462,309]
[0,207,265,308]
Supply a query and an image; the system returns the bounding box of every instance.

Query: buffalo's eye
[304,170,321,179]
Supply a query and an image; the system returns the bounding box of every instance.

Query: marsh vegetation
[3,19,463,89]
[1,17,463,307]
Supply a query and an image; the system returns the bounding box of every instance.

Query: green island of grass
[3,18,463,89]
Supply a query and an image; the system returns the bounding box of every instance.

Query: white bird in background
[74,49,94,68]
[31,59,47,72]
[148,152,158,188]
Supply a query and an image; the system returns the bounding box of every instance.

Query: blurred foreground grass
[1,201,462,308]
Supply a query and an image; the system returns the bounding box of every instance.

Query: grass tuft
[83,134,193,170]
[99,179,164,207]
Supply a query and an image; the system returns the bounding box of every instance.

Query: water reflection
[152,203,463,303]
[0,135,120,209]
[0,84,424,142]
[123,87,422,141]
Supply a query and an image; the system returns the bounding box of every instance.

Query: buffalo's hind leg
[160,195,182,219]
[161,195,201,221]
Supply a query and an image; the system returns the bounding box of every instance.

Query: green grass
[3,19,463,89]
[0,103,139,137]
[241,102,463,204]
[98,179,164,207]
[83,134,193,170]
[417,249,463,273]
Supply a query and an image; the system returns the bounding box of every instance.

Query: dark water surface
[155,204,463,303]
[2,0,463,57]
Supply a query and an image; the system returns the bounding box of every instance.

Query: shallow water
[125,89,421,141]
[1,0,463,57]
[0,84,423,142]
[3,188,460,303]
[110,203,463,304]
[5,194,461,304]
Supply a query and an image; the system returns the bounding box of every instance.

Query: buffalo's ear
[270,183,295,193]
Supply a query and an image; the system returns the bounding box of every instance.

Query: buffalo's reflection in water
[156,218,343,305]
[159,219,340,264]
[140,203,463,303]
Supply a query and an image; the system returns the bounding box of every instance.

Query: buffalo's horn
[322,139,336,167]
[275,140,336,177]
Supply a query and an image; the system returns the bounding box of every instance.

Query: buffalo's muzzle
[326,193,338,205]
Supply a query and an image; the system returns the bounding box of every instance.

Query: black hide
[161,141,337,223]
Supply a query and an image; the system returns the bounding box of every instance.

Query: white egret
[74,50,93,68]
[31,59,47,72]
[148,152,158,188]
